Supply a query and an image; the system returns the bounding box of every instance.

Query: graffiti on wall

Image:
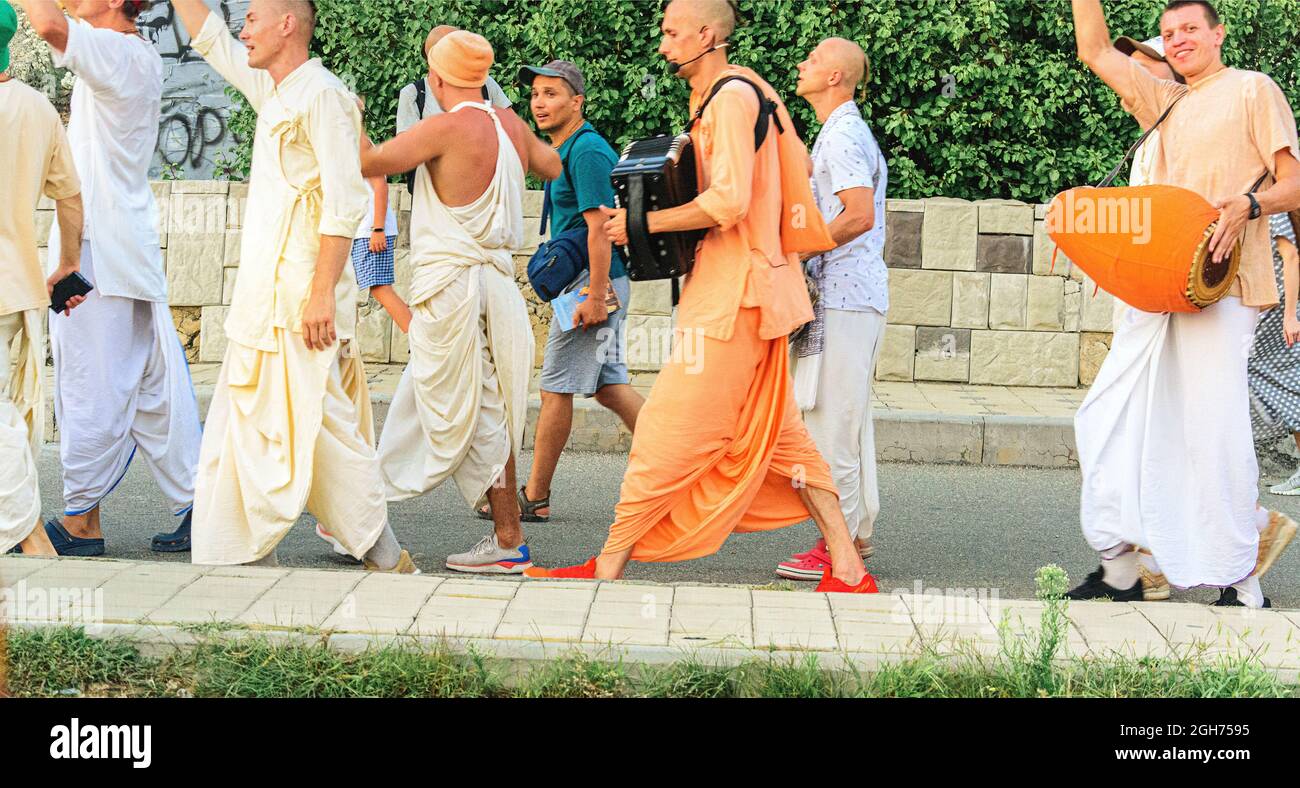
[143,0,248,179]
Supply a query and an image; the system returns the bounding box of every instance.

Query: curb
[43,387,1081,469]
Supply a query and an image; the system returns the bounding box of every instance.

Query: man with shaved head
[395,22,510,136]
[21,0,203,555]
[527,0,875,592]
[171,0,417,572]
[771,36,888,581]
[361,30,561,574]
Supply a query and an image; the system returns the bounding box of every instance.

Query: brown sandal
[475,486,551,523]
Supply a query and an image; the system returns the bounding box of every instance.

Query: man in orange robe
[526,0,874,593]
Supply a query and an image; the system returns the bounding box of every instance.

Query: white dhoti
[1075,295,1261,588]
[192,332,387,565]
[380,266,530,506]
[0,310,45,552]
[794,308,887,539]
[377,100,531,508]
[49,247,200,517]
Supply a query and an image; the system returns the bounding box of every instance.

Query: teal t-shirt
[549,122,627,280]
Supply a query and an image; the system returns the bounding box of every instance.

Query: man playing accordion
[526,0,873,592]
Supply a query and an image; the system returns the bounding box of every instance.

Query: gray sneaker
[445,534,533,574]
[1269,467,1300,496]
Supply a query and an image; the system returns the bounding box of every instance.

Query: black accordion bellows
[610,134,703,282]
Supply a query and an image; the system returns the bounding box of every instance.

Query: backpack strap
[413,78,427,118]
[540,126,598,235]
[683,74,783,151]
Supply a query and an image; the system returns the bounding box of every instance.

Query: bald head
[820,37,868,88]
[253,0,316,42]
[425,24,459,56]
[667,0,736,42]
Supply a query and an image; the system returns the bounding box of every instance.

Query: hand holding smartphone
[49,271,94,315]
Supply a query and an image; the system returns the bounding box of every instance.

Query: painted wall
[142,0,248,179]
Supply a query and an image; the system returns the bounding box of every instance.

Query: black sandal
[475,486,551,523]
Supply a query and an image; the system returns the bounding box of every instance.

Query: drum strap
[1097,96,1184,188]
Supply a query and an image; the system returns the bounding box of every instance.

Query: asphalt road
[32,446,1300,608]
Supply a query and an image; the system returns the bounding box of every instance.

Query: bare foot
[18,522,58,557]
[594,551,629,580]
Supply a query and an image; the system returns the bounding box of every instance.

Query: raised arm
[174,0,269,110]
[17,1,68,51]
[1072,0,1138,97]
[171,0,213,40]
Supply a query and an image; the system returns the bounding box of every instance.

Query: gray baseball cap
[1114,35,1185,83]
[1114,35,1168,61]
[519,60,586,96]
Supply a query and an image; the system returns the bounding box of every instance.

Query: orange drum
[1045,184,1240,313]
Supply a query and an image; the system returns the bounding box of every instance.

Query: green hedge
[223,0,1300,202]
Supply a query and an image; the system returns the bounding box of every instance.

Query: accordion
[610,134,703,282]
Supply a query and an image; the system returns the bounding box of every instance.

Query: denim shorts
[539,272,632,396]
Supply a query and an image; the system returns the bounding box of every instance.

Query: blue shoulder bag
[527,128,596,302]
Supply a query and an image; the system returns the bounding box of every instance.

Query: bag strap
[1095,95,1184,188]
[413,78,427,118]
[683,74,783,151]
[540,126,597,235]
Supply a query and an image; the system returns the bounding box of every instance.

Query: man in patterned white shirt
[776,37,889,580]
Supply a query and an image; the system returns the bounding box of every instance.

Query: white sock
[363,525,402,570]
[1231,577,1265,608]
[1137,550,1161,575]
[1101,550,1139,589]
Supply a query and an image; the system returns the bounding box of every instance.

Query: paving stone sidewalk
[4,556,1298,679]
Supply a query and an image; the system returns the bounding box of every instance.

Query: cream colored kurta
[377,102,533,507]
[189,13,384,565]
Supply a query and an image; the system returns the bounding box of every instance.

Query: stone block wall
[877,198,1110,387]
[34,184,1112,387]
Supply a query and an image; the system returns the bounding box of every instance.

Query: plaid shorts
[351,236,396,289]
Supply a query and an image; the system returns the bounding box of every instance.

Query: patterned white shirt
[809,100,889,315]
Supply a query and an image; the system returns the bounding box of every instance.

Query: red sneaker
[776,542,833,581]
[523,556,598,579]
[789,538,828,561]
[815,568,879,594]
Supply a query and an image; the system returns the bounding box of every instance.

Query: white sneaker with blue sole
[446,533,533,574]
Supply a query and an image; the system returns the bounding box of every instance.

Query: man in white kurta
[1074,35,1178,602]
[778,38,887,580]
[1069,0,1300,608]
[21,0,201,555]
[363,31,540,575]
[0,7,84,556]
[176,0,412,571]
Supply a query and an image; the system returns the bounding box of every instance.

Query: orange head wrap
[427,30,493,89]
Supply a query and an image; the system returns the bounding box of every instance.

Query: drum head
[1188,220,1242,307]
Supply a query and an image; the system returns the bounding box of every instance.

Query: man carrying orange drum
[1063,0,1300,607]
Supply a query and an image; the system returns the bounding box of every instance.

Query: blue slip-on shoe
[44,519,105,557]
[151,509,192,553]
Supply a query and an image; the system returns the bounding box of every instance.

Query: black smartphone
[49,271,94,313]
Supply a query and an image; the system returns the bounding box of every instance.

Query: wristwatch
[372,227,385,233]
[1245,193,1261,220]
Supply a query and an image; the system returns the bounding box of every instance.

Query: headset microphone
[667,42,728,74]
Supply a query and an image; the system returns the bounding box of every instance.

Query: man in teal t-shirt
[477,60,644,524]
